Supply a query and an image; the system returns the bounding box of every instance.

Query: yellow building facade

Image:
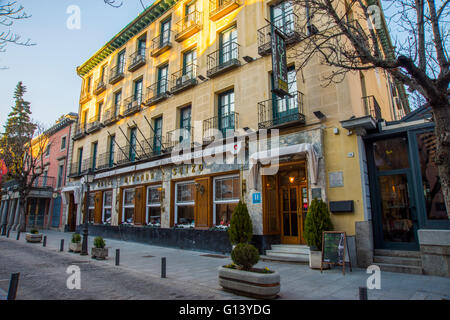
[64,0,409,262]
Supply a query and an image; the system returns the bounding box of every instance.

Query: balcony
[143,80,170,107]
[96,152,115,170]
[122,96,142,117]
[73,122,87,140]
[258,91,305,129]
[151,32,172,57]
[79,90,91,104]
[203,112,239,142]
[109,64,125,85]
[166,127,194,150]
[362,95,382,120]
[175,11,202,42]
[29,175,55,189]
[209,0,241,21]
[207,42,240,78]
[102,107,121,126]
[257,13,304,56]
[68,158,91,177]
[93,77,107,95]
[170,64,198,94]
[86,117,103,134]
[128,49,146,72]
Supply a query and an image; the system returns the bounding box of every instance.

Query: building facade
[64,0,410,262]
[0,113,78,232]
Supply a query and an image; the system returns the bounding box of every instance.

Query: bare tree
[288,0,449,215]
[0,1,34,53]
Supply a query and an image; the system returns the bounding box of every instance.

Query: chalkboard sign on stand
[320,231,352,275]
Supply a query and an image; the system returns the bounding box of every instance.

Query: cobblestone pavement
[1,230,449,300]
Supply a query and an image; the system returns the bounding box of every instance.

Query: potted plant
[218,201,280,299]
[69,233,82,253]
[91,236,108,260]
[26,228,43,243]
[304,198,334,269]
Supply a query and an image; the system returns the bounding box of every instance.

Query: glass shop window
[214,175,240,227]
[122,188,135,224]
[175,181,195,227]
[103,190,113,224]
[146,186,162,227]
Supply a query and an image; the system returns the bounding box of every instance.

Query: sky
[0,0,155,129]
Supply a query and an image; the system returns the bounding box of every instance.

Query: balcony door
[218,90,235,137]
[117,50,126,73]
[160,18,171,46]
[114,91,122,117]
[157,65,169,94]
[219,26,237,65]
[134,78,143,104]
[129,128,137,162]
[153,117,163,155]
[271,1,294,35]
[180,106,191,143]
[183,49,197,78]
[272,67,298,124]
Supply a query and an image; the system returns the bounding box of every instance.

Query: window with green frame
[271,1,294,35]
[272,66,298,123]
[160,18,171,46]
[77,148,83,175]
[157,65,169,94]
[180,106,191,143]
[134,78,143,103]
[153,117,163,155]
[92,142,98,170]
[109,135,115,168]
[129,127,137,161]
[219,26,237,65]
[218,90,235,136]
[114,91,121,117]
[183,49,197,78]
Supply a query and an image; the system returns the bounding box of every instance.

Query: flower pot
[26,233,43,243]
[69,242,82,253]
[218,266,280,299]
[309,250,329,269]
[91,247,108,260]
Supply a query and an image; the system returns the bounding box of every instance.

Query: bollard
[7,273,20,300]
[161,257,166,278]
[16,231,20,241]
[115,249,120,266]
[43,236,47,247]
[60,239,64,252]
[359,287,368,300]
[6,228,10,238]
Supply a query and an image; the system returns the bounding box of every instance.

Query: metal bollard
[43,236,47,247]
[16,231,20,240]
[60,239,64,252]
[7,273,20,300]
[115,249,120,266]
[359,287,368,300]
[161,257,166,278]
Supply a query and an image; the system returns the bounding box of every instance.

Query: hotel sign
[271,27,289,96]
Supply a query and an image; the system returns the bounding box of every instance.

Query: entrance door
[280,186,301,244]
[68,194,77,232]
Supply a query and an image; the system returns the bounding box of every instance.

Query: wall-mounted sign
[252,192,262,204]
[271,27,289,96]
[329,171,344,188]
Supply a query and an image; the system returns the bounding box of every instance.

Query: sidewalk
[2,229,449,300]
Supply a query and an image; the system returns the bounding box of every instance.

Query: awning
[61,185,82,205]
[248,143,319,190]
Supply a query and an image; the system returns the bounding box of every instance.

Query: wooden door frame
[279,185,301,244]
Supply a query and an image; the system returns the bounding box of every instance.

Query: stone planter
[69,242,82,253]
[309,250,329,269]
[26,233,43,243]
[91,247,108,260]
[218,266,280,299]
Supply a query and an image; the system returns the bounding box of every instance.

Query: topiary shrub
[93,236,105,249]
[30,229,39,234]
[231,243,260,270]
[71,233,81,243]
[303,198,333,251]
[228,200,253,245]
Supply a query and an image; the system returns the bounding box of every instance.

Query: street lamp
[80,169,95,256]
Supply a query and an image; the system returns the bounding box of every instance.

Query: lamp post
[80,169,94,256]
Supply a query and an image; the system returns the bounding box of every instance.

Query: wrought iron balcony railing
[151,32,173,57]
[128,49,146,72]
[86,117,103,134]
[79,89,91,104]
[175,11,202,42]
[96,152,115,170]
[257,13,305,56]
[209,0,241,21]
[143,79,170,106]
[109,63,125,85]
[122,96,142,117]
[207,42,240,78]
[362,95,382,120]
[258,91,305,129]
[102,106,122,126]
[166,127,194,150]
[73,122,87,140]
[29,175,55,189]
[203,112,239,142]
[93,76,107,95]
[170,64,198,94]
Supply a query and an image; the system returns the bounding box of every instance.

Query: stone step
[260,254,309,264]
[264,251,309,261]
[375,262,423,275]
[270,245,310,254]
[373,255,422,267]
[374,249,420,258]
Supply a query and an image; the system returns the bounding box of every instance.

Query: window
[97,102,103,121]
[117,50,126,73]
[213,175,240,226]
[45,144,50,157]
[134,78,143,104]
[373,137,409,171]
[122,188,135,224]
[157,64,169,94]
[185,1,196,20]
[77,148,83,175]
[114,91,122,117]
[153,117,163,155]
[137,37,146,56]
[92,142,98,170]
[146,186,162,226]
[103,190,113,224]
[61,136,67,150]
[160,18,171,46]
[219,26,237,64]
[42,170,48,187]
[100,65,107,83]
[180,106,191,143]
[57,164,64,188]
[88,193,95,223]
[175,181,195,227]
[274,66,298,116]
[218,89,235,135]
[109,135,115,167]
[129,127,137,161]
[183,49,197,78]
[87,75,92,92]
[271,1,294,35]
[83,111,88,129]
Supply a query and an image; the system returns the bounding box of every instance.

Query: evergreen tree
[303,198,334,250]
[228,200,253,245]
[4,82,36,140]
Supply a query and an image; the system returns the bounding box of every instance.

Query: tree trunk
[431,103,450,219]
[18,197,27,232]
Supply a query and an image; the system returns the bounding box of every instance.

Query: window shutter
[94,191,103,224]
[134,186,146,225]
[194,177,210,229]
